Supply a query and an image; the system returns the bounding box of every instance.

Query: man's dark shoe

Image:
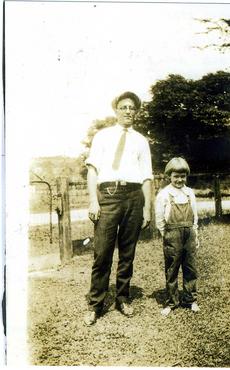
[116,302,134,317]
[83,310,98,326]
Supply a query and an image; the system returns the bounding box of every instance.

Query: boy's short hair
[164,157,190,176]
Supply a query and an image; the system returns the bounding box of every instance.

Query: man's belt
[99,181,142,191]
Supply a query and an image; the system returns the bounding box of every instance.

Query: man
[84,91,153,326]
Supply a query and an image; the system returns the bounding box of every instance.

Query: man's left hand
[141,207,151,230]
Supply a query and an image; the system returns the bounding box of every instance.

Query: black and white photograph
[4,0,230,366]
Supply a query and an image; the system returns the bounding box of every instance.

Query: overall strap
[168,193,175,204]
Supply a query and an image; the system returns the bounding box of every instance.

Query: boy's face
[170,172,187,189]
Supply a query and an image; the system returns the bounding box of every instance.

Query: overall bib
[163,194,198,308]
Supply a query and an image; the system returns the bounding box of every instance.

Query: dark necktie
[112,128,127,170]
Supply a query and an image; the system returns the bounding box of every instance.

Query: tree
[196,18,230,52]
[30,156,86,185]
[134,72,230,173]
[81,72,230,174]
[82,116,117,149]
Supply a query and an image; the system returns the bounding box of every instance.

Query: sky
[5,1,230,158]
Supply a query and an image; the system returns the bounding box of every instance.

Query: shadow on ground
[85,283,144,315]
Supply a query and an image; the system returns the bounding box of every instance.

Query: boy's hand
[193,228,200,249]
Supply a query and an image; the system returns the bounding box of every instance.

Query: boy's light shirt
[155,183,198,236]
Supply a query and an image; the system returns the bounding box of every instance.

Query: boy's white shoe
[191,302,200,312]
[161,306,171,316]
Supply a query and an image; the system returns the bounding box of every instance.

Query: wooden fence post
[213,174,222,218]
[56,177,73,263]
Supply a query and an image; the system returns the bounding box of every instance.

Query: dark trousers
[163,226,198,308]
[88,187,144,313]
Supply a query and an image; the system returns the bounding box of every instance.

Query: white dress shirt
[85,124,153,184]
[155,184,198,236]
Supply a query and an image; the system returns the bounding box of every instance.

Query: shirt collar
[115,123,133,133]
[168,184,189,195]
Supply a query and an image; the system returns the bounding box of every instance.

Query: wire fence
[29,173,230,261]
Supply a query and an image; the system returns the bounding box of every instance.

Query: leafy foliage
[134,72,230,173]
[196,18,230,52]
[82,116,117,149]
[30,156,86,186]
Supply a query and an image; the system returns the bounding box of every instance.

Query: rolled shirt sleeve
[189,189,199,230]
[139,137,153,182]
[155,191,167,236]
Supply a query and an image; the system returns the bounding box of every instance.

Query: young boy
[155,157,200,316]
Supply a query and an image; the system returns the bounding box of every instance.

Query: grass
[28,217,230,366]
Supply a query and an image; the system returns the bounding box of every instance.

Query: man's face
[115,98,137,127]
[170,172,187,189]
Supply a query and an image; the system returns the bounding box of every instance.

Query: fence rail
[30,172,230,264]
[55,173,230,263]
[30,180,53,244]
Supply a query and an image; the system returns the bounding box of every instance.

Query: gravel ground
[28,219,230,366]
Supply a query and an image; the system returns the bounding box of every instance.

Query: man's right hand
[88,201,101,224]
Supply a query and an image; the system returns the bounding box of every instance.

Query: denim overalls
[163,193,198,308]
